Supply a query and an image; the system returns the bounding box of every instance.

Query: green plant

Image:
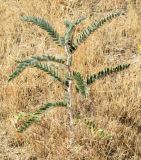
[8,10,130,145]
[84,119,113,140]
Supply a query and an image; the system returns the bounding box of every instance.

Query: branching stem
[65,45,74,147]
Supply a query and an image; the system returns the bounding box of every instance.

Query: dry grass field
[1,0,141,159]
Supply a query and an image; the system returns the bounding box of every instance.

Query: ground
[0,0,141,159]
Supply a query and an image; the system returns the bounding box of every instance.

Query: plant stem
[65,45,74,147]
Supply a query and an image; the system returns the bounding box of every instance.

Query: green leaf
[86,64,130,85]
[74,16,86,25]
[63,20,76,48]
[8,59,34,82]
[69,10,125,53]
[84,119,113,140]
[73,71,87,96]
[30,62,64,83]
[22,16,64,47]
[64,20,72,28]
[8,59,66,85]
[33,101,67,115]
[31,54,66,64]
[64,17,86,53]
[64,16,86,28]
[64,23,75,45]
[17,101,67,133]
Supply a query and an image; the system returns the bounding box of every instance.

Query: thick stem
[65,45,74,146]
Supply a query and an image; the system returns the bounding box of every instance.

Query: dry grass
[1,0,141,159]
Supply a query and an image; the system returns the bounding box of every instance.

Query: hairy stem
[65,45,74,147]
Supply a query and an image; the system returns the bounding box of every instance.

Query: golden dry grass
[1,0,141,159]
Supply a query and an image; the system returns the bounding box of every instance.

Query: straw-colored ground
[1,0,141,159]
